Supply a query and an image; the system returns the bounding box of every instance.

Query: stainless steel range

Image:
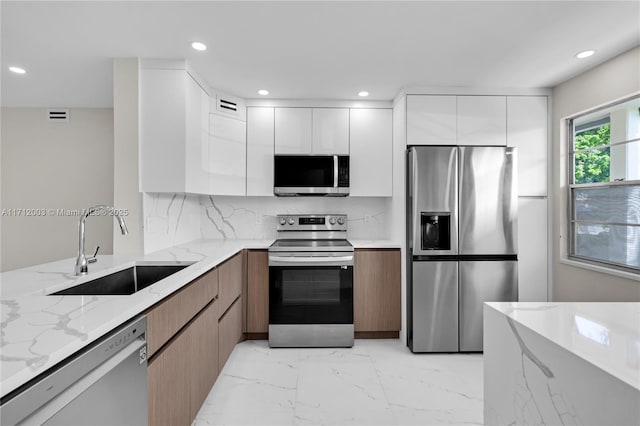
[268,214,354,348]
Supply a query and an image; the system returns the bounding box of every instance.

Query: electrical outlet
[255,214,262,225]
[364,214,372,224]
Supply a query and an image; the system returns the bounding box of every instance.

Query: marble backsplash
[143,193,392,254]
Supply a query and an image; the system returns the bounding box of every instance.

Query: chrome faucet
[75,205,128,275]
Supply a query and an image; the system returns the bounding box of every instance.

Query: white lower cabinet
[349,108,393,196]
[209,114,246,195]
[517,197,548,302]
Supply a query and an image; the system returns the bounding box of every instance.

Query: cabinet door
[354,249,401,332]
[507,96,548,196]
[185,75,212,194]
[189,300,219,419]
[406,95,457,145]
[148,299,219,426]
[247,250,269,333]
[218,296,243,372]
[146,267,218,357]
[518,198,548,301]
[350,109,393,196]
[274,108,312,154]
[218,252,244,316]
[457,96,507,146]
[312,108,349,154]
[140,68,187,192]
[148,323,191,426]
[247,107,275,196]
[209,114,247,195]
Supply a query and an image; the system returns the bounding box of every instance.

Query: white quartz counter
[0,238,400,398]
[348,239,402,249]
[484,302,640,425]
[0,239,271,398]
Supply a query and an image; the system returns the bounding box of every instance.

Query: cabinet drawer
[148,298,219,426]
[218,296,243,372]
[146,268,219,357]
[218,251,243,316]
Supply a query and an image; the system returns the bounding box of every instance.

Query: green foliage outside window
[574,124,610,184]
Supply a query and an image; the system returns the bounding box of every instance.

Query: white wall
[552,46,640,301]
[142,192,392,254]
[113,58,143,256]
[1,108,114,271]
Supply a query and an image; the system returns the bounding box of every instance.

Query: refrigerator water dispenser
[421,213,450,250]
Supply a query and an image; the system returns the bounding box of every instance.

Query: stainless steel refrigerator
[407,146,518,353]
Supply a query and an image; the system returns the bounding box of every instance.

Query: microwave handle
[333,155,338,188]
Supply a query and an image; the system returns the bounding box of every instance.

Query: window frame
[566,94,640,275]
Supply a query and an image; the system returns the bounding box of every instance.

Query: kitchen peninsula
[0,236,399,424]
[484,302,640,426]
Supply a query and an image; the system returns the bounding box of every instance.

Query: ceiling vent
[47,109,69,122]
[216,96,240,116]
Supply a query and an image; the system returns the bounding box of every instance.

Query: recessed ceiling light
[191,42,207,51]
[358,91,369,97]
[575,50,595,59]
[9,66,26,74]
[258,89,269,96]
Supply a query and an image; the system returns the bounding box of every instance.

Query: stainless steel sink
[51,263,194,296]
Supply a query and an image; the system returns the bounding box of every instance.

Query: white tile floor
[193,339,483,426]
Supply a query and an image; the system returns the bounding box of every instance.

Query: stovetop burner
[269,214,352,254]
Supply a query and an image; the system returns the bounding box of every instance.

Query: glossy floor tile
[193,339,483,426]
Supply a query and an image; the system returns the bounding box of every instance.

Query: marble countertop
[348,239,402,248]
[0,237,399,397]
[486,302,640,390]
[0,238,271,398]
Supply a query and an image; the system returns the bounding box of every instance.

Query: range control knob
[279,217,286,226]
[288,218,295,225]
[337,217,345,225]
[329,217,337,225]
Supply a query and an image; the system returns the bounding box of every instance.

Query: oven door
[269,260,353,325]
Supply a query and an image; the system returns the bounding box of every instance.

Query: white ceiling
[2,1,639,107]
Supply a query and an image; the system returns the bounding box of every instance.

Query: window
[568,95,640,273]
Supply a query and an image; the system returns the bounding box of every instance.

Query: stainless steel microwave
[274,155,349,196]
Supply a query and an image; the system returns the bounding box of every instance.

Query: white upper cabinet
[457,96,507,146]
[507,96,548,196]
[246,107,275,196]
[274,108,312,154]
[349,109,393,196]
[184,75,211,194]
[140,65,211,194]
[274,107,349,154]
[209,114,246,196]
[406,95,456,145]
[312,108,350,154]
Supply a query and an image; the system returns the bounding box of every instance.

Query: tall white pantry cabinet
[405,93,549,301]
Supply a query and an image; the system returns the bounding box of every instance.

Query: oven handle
[269,255,354,267]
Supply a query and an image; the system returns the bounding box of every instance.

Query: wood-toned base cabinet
[354,249,401,333]
[148,299,219,426]
[218,296,243,372]
[247,250,269,334]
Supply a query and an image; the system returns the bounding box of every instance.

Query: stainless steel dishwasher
[1,316,148,426]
